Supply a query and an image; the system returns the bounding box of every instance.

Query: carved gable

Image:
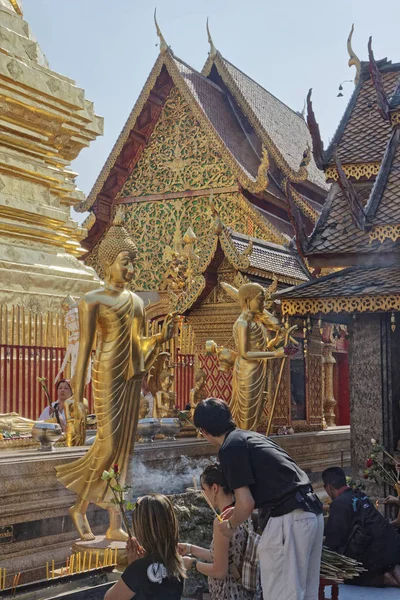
[118,87,236,197]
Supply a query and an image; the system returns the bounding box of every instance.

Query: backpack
[343,494,372,562]
[240,518,261,593]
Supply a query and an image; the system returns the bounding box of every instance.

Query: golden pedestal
[71,535,127,570]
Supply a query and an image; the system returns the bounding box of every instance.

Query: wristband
[191,559,198,572]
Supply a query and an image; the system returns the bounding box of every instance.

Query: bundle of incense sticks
[200,490,223,522]
[46,548,118,580]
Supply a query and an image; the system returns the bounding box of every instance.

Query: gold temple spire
[347,24,361,85]
[8,0,23,16]
[206,18,217,59]
[154,8,168,54]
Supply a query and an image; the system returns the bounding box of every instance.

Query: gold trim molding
[325,162,380,181]
[287,183,319,223]
[281,295,400,316]
[369,224,400,244]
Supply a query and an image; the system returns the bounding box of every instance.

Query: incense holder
[31,422,63,451]
[160,417,181,441]
[137,418,161,442]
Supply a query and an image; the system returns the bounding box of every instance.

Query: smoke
[129,454,217,497]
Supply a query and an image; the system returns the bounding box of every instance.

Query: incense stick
[201,490,223,522]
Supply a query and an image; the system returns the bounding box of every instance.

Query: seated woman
[38,379,72,432]
[105,494,185,600]
[179,464,260,600]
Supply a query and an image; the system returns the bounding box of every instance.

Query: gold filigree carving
[391,111,400,127]
[369,224,400,244]
[325,162,380,181]
[86,191,285,290]
[118,88,236,197]
[281,295,400,316]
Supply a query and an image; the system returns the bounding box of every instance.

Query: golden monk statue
[207,281,296,431]
[56,213,175,541]
[189,369,208,418]
[0,413,35,434]
[153,369,176,418]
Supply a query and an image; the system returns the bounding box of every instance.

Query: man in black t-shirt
[194,397,324,600]
[323,467,400,587]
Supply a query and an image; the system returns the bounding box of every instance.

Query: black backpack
[343,494,373,563]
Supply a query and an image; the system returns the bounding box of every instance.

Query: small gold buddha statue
[153,369,176,418]
[64,396,89,447]
[189,369,208,418]
[139,393,150,419]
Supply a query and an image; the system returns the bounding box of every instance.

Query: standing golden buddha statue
[208,282,296,431]
[189,369,208,418]
[56,213,175,541]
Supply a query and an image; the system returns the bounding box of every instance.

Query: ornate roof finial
[347,24,361,85]
[306,89,325,169]
[368,36,390,121]
[9,0,23,16]
[154,8,168,54]
[206,18,217,59]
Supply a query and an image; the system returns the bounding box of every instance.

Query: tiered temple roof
[78,26,327,291]
[278,38,400,315]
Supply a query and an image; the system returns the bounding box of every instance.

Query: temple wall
[349,315,384,484]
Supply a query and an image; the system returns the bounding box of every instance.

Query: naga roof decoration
[333,151,366,230]
[202,51,327,190]
[306,89,325,170]
[368,38,391,121]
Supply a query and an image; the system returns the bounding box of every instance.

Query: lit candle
[78,553,81,573]
[66,557,70,575]
[96,551,99,569]
[114,547,118,565]
[52,560,55,579]
[3,569,6,590]
[88,551,92,571]
[82,552,87,572]
[104,548,108,566]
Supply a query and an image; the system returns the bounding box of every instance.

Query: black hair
[200,464,231,495]
[322,467,347,489]
[193,398,236,436]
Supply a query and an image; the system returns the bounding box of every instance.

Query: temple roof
[325,60,400,166]
[203,52,327,191]
[277,263,400,300]
[231,233,309,282]
[305,119,400,261]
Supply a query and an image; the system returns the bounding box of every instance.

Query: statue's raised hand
[161,313,177,343]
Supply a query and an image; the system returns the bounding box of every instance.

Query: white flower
[371,438,377,445]
[147,562,167,584]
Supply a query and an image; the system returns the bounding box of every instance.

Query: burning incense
[66,557,70,575]
[201,490,223,522]
[192,475,198,491]
[70,554,75,575]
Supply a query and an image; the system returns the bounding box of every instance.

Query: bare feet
[383,571,400,587]
[392,564,400,585]
[69,506,95,541]
[106,527,129,542]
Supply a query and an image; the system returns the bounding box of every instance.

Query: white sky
[22,0,400,222]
